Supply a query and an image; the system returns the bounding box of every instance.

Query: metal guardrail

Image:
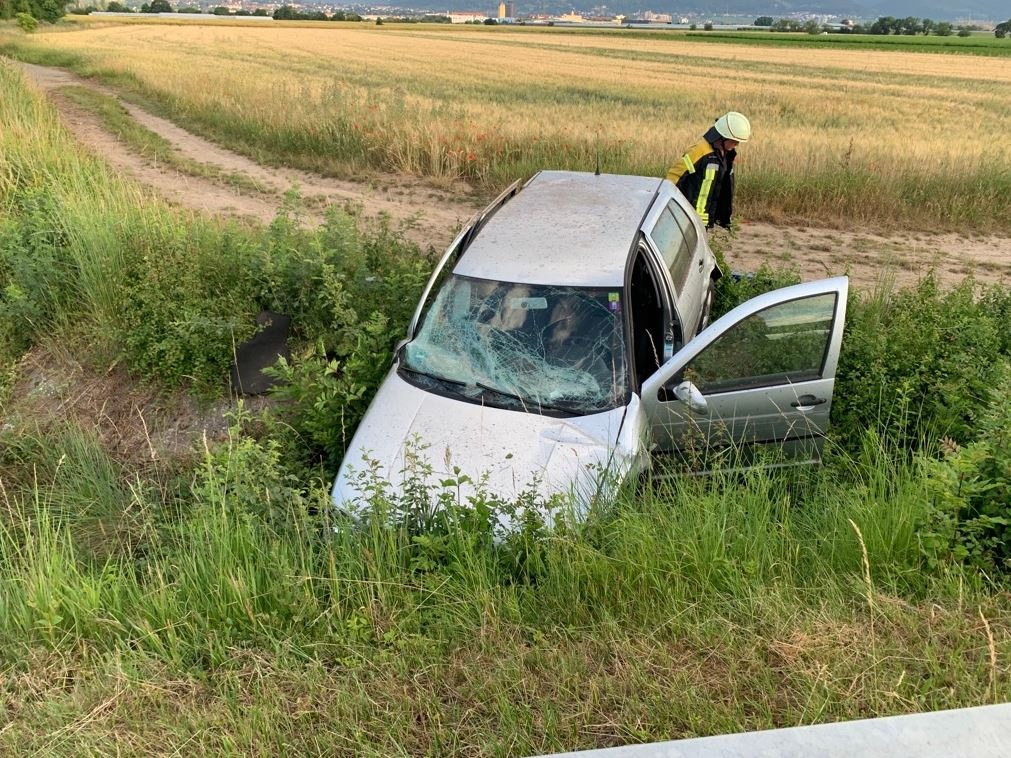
[532,703,1011,757]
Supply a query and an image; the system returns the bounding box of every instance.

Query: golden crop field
[7,21,1011,230]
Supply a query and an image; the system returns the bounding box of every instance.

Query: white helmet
[714,112,751,143]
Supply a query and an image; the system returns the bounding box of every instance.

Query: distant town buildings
[447,9,487,22]
[639,10,670,22]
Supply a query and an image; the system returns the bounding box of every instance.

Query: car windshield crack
[402,275,627,415]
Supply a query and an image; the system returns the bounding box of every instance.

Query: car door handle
[791,394,827,409]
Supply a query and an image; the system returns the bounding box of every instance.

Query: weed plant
[833,275,1011,450]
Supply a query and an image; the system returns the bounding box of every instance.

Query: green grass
[391,23,1011,56]
[0,417,1008,753]
[679,30,1011,55]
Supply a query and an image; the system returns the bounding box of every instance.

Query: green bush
[832,275,1011,451]
[15,12,37,31]
[114,221,260,390]
[711,264,801,318]
[253,203,430,350]
[268,312,394,467]
[191,407,319,531]
[917,369,1011,573]
[0,189,77,357]
[260,206,433,467]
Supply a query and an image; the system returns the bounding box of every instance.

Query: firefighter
[666,112,751,230]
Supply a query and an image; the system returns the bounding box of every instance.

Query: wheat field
[7,21,1011,230]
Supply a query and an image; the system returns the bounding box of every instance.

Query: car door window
[668,200,699,258]
[648,206,692,295]
[685,293,836,394]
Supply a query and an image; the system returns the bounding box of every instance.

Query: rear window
[649,206,693,294]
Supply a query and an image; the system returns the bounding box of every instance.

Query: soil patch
[6,348,252,468]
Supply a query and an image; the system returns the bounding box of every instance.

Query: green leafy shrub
[15,13,37,32]
[115,221,260,390]
[114,201,429,395]
[258,204,432,467]
[832,275,1011,451]
[268,313,393,466]
[711,263,802,318]
[191,406,320,531]
[254,204,430,349]
[0,189,77,357]
[917,369,1011,573]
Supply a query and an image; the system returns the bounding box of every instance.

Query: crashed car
[332,170,848,509]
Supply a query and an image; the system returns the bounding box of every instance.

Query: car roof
[453,171,663,288]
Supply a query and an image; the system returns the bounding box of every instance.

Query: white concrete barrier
[532,703,1011,757]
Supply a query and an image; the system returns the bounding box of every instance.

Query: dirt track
[21,62,1011,290]
[22,62,477,247]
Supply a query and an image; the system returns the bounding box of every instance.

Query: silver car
[333,171,848,509]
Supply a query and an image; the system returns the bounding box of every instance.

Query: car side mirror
[673,380,708,415]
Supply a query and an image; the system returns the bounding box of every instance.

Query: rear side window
[668,200,699,258]
[648,206,692,294]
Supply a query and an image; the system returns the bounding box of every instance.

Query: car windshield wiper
[399,364,471,390]
[474,382,582,415]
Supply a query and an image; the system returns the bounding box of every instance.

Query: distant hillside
[432,0,1007,21]
[863,0,1004,19]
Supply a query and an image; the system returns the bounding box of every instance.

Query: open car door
[640,277,848,468]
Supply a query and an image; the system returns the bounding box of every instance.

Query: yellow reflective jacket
[665,127,737,229]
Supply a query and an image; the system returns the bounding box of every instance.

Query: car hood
[333,369,629,512]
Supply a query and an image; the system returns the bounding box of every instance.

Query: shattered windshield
[401,275,627,414]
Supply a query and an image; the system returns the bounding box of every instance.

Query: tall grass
[1,415,1008,752]
[2,24,1009,231]
[0,58,135,339]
